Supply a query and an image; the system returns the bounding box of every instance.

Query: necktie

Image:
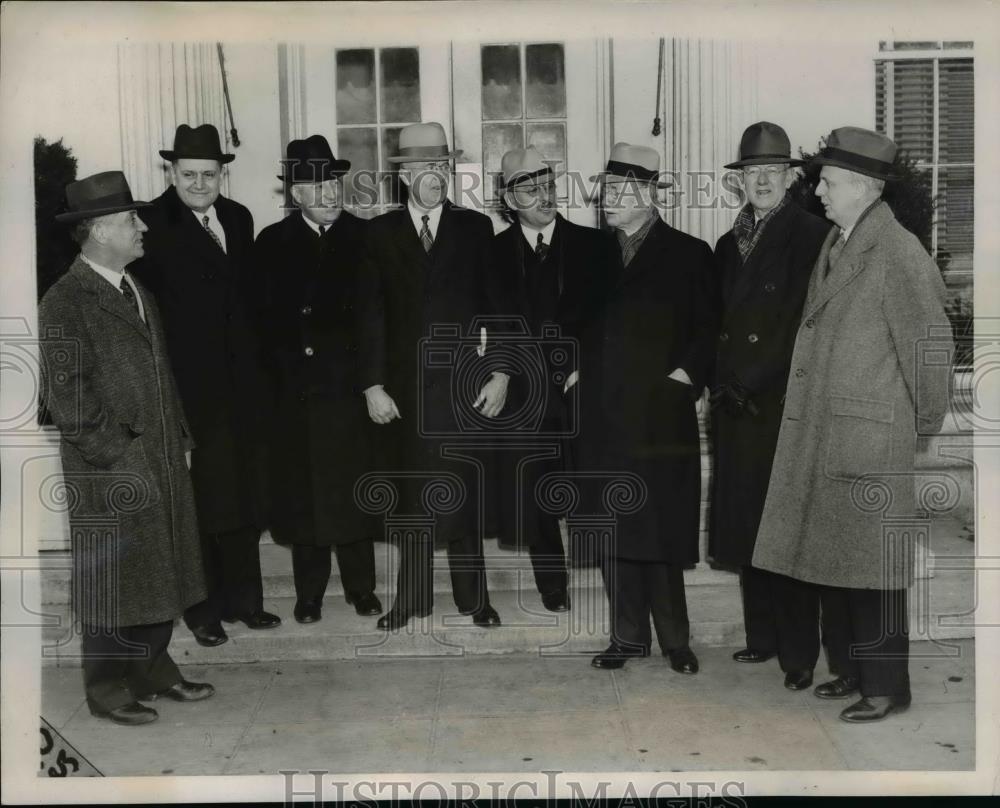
[419,214,433,253]
[119,275,142,322]
[202,214,225,253]
[826,232,847,277]
[535,232,549,261]
[318,225,326,237]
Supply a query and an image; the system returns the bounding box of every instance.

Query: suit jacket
[132,186,270,533]
[752,201,954,589]
[576,216,716,563]
[708,201,832,566]
[39,257,205,627]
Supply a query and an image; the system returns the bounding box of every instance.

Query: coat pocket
[107,436,163,512]
[824,394,894,483]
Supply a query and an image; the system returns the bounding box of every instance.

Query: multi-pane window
[335,47,421,213]
[876,41,974,367]
[481,43,567,204]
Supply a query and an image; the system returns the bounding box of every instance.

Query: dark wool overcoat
[39,258,206,628]
[708,201,832,567]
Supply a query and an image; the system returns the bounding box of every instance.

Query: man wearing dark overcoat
[251,135,382,624]
[40,171,214,725]
[578,143,715,673]
[132,124,279,646]
[753,127,954,722]
[358,122,506,631]
[487,146,616,612]
[709,122,833,690]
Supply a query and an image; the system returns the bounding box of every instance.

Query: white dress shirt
[80,254,146,323]
[519,218,557,251]
[300,213,332,237]
[407,201,443,241]
[192,205,227,253]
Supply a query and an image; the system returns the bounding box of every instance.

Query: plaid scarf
[732,192,789,263]
[616,209,658,267]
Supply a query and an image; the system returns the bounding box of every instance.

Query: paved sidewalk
[41,639,974,776]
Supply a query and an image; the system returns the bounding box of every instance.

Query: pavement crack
[424,664,446,770]
[222,666,278,776]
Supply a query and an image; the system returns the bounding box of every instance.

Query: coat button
[795,368,805,378]
[764,282,776,292]
[302,305,312,315]
[805,318,815,328]
[304,346,314,357]
[748,333,759,344]
[719,332,729,342]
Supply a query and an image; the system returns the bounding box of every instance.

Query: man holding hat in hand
[40,171,213,724]
[752,127,954,722]
[709,122,832,691]
[578,144,715,674]
[133,124,279,646]
[251,135,382,624]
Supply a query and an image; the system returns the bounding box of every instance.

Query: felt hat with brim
[159,123,235,164]
[386,122,463,164]
[500,146,565,192]
[811,126,898,180]
[724,121,803,168]
[55,171,151,223]
[278,134,351,182]
[590,142,673,187]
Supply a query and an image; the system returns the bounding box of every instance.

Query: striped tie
[202,215,225,253]
[119,276,144,324]
[535,232,549,261]
[826,232,847,277]
[419,214,433,253]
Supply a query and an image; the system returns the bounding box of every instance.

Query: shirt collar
[519,217,557,248]
[407,201,444,238]
[299,212,331,237]
[79,253,121,278]
[840,198,882,243]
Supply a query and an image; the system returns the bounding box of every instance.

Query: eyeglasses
[742,166,790,180]
[510,182,557,200]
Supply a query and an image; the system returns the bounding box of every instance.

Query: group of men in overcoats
[40,113,951,726]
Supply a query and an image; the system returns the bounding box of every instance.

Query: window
[876,41,974,368]
[481,43,567,204]
[335,47,421,213]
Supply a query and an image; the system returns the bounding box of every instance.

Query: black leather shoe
[377,606,431,631]
[591,643,649,670]
[188,623,228,647]
[140,680,215,703]
[814,675,861,700]
[225,610,281,629]
[540,589,570,612]
[90,701,158,726]
[346,591,383,616]
[839,694,911,723]
[294,599,322,624]
[472,604,502,627]
[784,670,814,691]
[732,647,775,663]
[667,646,700,674]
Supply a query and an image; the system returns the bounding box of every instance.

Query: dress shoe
[540,589,570,612]
[814,675,861,700]
[140,680,215,703]
[346,591,383,616]
[839,694,911,723]
[591,643,650,670]
[472,604,502,627]
[732,647,775,663]
[294,599,322,624]
[90,701,158,726]
[188,623,228,647]
[784,669,814,691]
[667,646,699,674]
[377,606,430,631]
[224,610,282,629]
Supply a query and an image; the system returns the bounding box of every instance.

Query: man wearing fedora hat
[708,122,832,692]
[250,135,381,624]
[578,143,714,674]
[485,146,618,612]
[357,121,505,631]
[752,127,954,722]
[40,171,214,724]
[133,123,280,646]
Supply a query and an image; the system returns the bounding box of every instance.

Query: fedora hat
[386,122,462,164]
[724,121,803,169]
[590,142,672,187]
[55,171,151,223]
[500,146,565,192]
[278,135,351,183]
[159,123,235,164]
[811,126,898,180]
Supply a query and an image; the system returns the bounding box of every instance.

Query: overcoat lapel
[70,259,151,342]
[722,205,794,326]
[614,217,662,291]
[167,187,230,274]
[427,201,460,282]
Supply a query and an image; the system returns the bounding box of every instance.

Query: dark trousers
[291,539,377,603]
[599,556,690,653]
[393,534,489,615]
[82,620,181,712]
[184,524,263,627]
[819,585,910,699]
[527,517,569,596]
[740,565,821,672]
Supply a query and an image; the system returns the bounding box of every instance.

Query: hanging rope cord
[217,43,240,147]
[652,37,665,137]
